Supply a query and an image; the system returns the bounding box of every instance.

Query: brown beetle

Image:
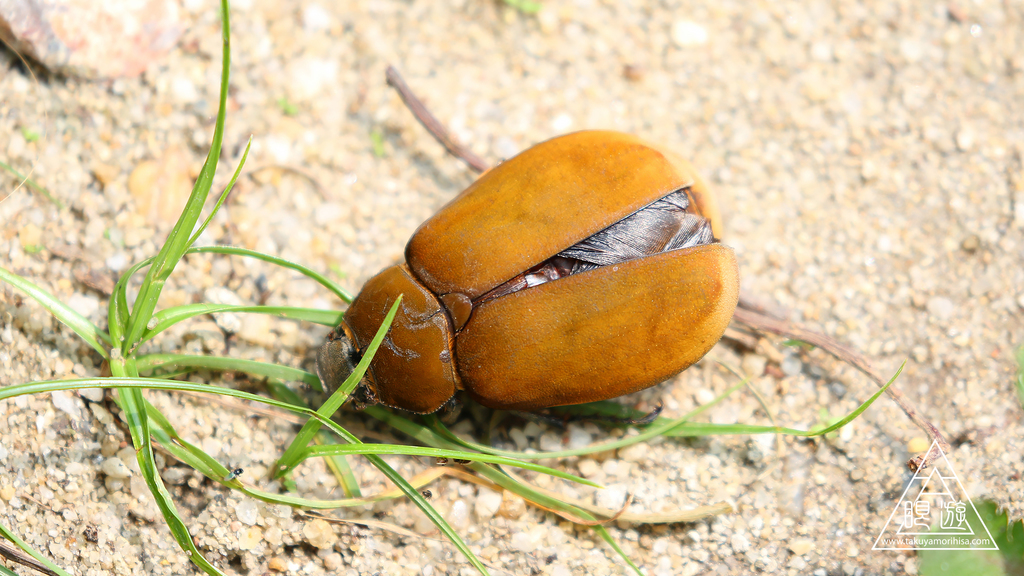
[317,131,739,413]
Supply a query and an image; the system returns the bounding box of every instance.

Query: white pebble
[508,428,529,450]
[926,296,955,320]
[810,42,832,61]
[79,388,104,402]
[287,57,338,101]
[302,3,333,32]
[732,531,751,552]
[510,530,541,553]
[567,425,592,450]
[262,134,293,164]
[672,20,709,47]
[550,113,573,133]
[171,76,198,104]
[67,293,99,318]
[595,485,628,510]
[50,391,81,419]
[106,252,128,272]
[955,129,975,152]
[899,38,925,63]
[781,355,802,377]
[101,457,132,479]
[695,388,716,405]
[474,488,502,521]
[538,432,562,452]
[446,499,469,530]
[235,499,259,525]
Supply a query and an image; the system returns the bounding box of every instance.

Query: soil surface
[1,1,1022,575]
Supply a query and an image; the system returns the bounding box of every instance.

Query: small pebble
[100,457,132,479]
[497,491,526,520]
[67,293,100,318]
[741,353,767,377]
[955,129,975,152]
[567,425,592,450]
[446,499,469,530]
[907,437,930,453]
[235,499,259,525]
[508,427,529,450]
[595,485,628,510]
[50,391,81,419]
[926,296,955,320]
[828,381,847,398]
[237,527,262,550]
[790,539,814,555]
[302,519,337,549]
[672,20,709,47]
[538,432,562,452]
[302,3,333,32]
[780,354,802,377]
[474,488,502,521]
[695,388,716,404]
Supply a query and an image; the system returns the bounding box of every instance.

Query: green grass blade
[119,0,233,353]
[368,453,490,575]
[470,462,602,523]
[187,137,252,247]
[142,303,343,340]
[266,380,361,497]
[425,377,749,460]
[593,525,643,575]
[190,245,353,303]
[663,361,903,438]
[136,353,320,387]
[275,296,402,477]
[0,520,72,576]
[502,0,542,14]
[316,438,363,498]
[303,444,600,487]
[107,256,156,351]
[0,159,63,208]
[117,386,227,575]
[0,266,110,355]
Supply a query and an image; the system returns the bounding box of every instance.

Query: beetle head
[315,324,378,410]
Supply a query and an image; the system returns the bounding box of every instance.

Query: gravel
[1,1,1023,575]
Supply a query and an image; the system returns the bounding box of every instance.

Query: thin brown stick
[0,539,61,576]
[733,306,950,470]
[384,66,950,473]
[385,66,490,173]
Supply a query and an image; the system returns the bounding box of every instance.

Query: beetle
[316,130,739,414]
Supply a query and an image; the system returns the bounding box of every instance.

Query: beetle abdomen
[455,244,739,410]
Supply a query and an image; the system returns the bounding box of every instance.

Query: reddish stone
[0,0,183,79]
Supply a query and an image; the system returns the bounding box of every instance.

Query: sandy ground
[1,1,1022,575]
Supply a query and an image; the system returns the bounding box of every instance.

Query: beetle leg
[349,379,379,410]
[435,394,463,424]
